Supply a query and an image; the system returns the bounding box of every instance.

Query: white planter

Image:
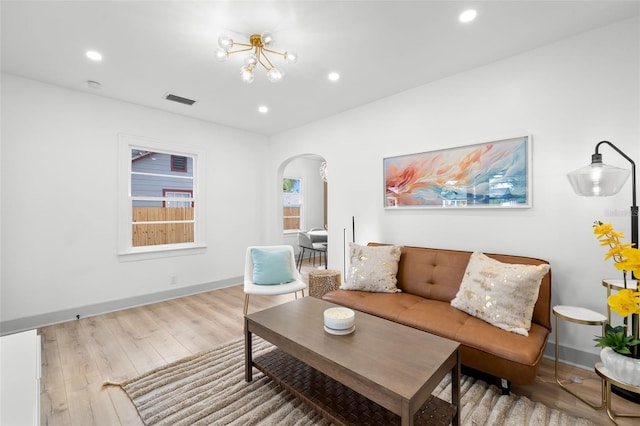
[600,347,640,387]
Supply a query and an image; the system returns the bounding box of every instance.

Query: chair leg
[297,247,306,271]
[243,294,250,316]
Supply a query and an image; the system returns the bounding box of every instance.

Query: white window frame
[117,134,206,260]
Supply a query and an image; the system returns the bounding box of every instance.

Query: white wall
[1,74,269,328]
[267,18,640,361]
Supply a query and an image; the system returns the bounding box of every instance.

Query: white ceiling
[2,1,638,136]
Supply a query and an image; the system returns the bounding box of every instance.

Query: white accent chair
[243,245,307,315]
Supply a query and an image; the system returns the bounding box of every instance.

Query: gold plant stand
[595,362,640,425]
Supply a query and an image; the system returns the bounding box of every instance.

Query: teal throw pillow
[251,248,295,285]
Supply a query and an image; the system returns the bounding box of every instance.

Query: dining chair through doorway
[297,231,327,270]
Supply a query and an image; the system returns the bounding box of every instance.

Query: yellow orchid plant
[593,221,640,357]
[593,222,640,283]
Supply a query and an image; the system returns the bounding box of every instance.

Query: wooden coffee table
[245,297,460,426]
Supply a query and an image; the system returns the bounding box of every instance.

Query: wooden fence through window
[283,206,300,230]
[132,207,194,247]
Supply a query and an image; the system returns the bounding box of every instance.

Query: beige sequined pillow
[451,252,550,336]
[341,243,402,293]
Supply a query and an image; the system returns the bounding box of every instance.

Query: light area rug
[104,337,597,426]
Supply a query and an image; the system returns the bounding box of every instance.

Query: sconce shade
[567,155,631,197]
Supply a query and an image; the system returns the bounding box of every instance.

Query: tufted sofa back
[369,243,552,331]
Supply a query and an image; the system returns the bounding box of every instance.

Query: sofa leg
[500,378,510,395]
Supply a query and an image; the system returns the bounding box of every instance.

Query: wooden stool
[308,269,341,298]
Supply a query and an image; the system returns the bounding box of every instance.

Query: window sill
[117,244,207,262]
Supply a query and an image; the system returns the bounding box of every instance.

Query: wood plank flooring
[39,264,639,425]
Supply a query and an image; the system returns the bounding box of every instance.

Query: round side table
[595,362,640,425]
[553,305,607,409]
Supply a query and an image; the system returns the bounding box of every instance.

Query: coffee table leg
[245,317,253,382]
[452,351,460,426]
[400,401,412,426]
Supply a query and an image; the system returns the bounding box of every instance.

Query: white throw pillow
[451,252,550,336]
[341,243,402,293]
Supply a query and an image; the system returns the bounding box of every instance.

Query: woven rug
[105,337,597,426]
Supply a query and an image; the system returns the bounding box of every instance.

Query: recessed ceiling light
[258,105,269,114]
[328,72,340,82]
[86,50,103,61]
[459,9,477,23]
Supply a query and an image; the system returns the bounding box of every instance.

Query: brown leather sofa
[322,244,552,390]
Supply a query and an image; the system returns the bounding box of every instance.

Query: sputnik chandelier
[215,32,298,83]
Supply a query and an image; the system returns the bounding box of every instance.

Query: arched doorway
[279,154,327,264]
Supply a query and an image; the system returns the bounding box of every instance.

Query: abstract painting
[384,135,531,208]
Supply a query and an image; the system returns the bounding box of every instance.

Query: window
[283,177,302,231]
[118,134,205,257]
[163,189,193,208]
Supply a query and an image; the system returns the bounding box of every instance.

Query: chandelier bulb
[215,48,229,62]
[240,66,255,83]
[319,161,328,183]
[244,54,258,68]
[266,67,284,83]
[260,31,273,46]
[284,51,298,64]
[218,35,234,50]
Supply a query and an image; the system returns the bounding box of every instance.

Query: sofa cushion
[450,252,551,336]
[457,317,550,384]
[457,316,549,366]
[324,290,422,322]
[340,243,402,293]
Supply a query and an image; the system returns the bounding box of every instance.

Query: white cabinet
[1,330,41,426]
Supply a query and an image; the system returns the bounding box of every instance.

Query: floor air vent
[165,94,196,106]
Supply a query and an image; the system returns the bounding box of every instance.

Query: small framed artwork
[384,135,532,209]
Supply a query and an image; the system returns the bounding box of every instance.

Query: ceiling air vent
[165,93,196,106]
